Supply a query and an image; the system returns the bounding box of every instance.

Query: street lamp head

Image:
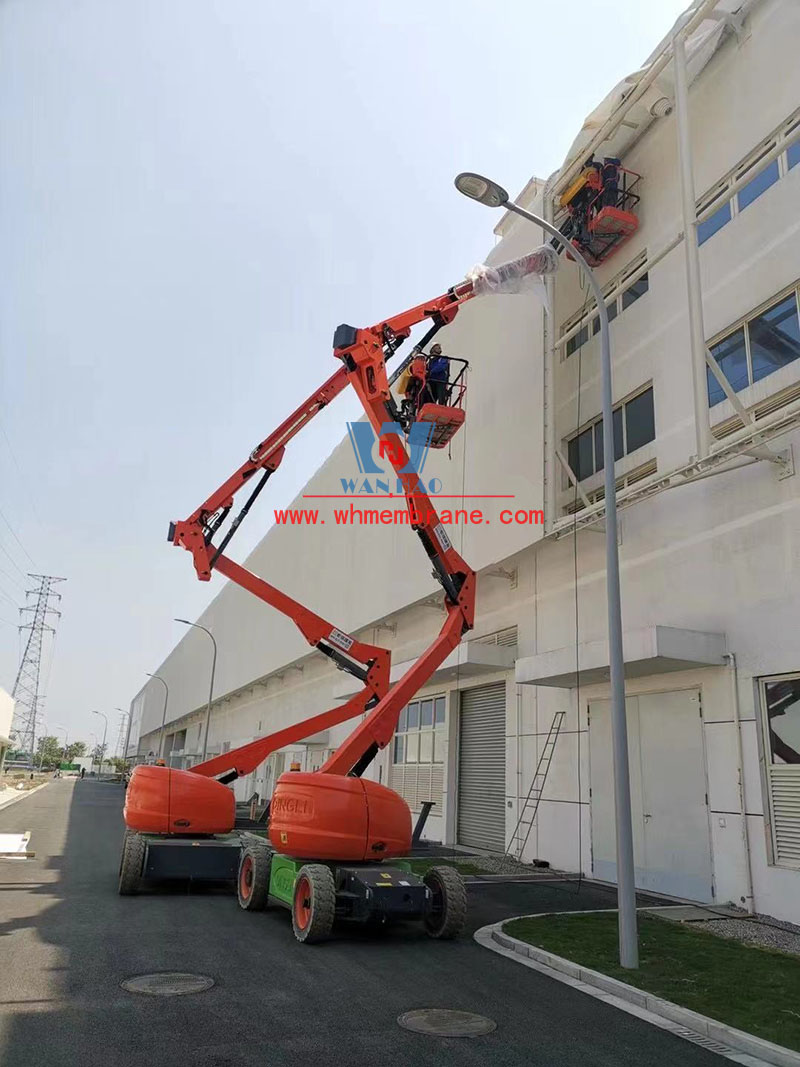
[454,172,509,208]
[174,618,191,626]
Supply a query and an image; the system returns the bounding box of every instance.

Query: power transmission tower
[11,574,66,760]
[114,709,129,758]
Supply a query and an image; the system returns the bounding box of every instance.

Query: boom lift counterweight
[122,245,557,942]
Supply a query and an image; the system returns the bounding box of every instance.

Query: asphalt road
[0,780,723,1067]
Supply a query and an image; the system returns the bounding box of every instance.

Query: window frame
[561,252,649,356]
[706,285,800,408]
[695,109,800,247]
[393,693,446,766]
[758,672,800,870]
[565,385,655,483]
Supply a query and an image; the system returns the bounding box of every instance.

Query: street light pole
[175,619,218,762]
[454,173,638,968]
[92,711,108,777]
[145,673,170,759]
[53,724,69,766]
[121,700,135,765]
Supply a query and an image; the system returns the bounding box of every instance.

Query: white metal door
[588,697,644,886]
[589,690,713,901]
[457,682,506,851]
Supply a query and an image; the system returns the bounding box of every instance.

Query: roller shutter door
[457,682,506,851]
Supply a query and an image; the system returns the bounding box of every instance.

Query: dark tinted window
[434,697,446,724]
[594,421,604,472]
[406,702,419,729]
[788,140,800,170]
[625,388,655,453]
[593,408,624,472]
[737,160,779,211]
[749,295,800,384]
[568,427,594,481]
[566,324,589,357]
[592,300,618,335]
[697,201,731,245]
[621,274,649,310]
[420,699,433,728]
[613,407,624,460]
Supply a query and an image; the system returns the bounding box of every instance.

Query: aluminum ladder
[505,710,565,859]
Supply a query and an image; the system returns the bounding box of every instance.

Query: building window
[696,111,800,247]
[707,290,800,407]
[621,273,649,310]
[561,258,648,355]
[737,159,780,212]
[697,200,731,245]
[760,674,800,869]
[390,694,446,815]
[565,324,590,357]
[764,676,800,765]
[566,386,654,481]
[393,695,446,765]
[624,387,657,452]
[750,295,800,383]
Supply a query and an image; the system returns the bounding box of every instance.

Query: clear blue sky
[0,0,689,749]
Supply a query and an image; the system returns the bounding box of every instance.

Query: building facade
[130,0,800,922]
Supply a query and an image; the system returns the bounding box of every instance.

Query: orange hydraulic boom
[125,248,554,858]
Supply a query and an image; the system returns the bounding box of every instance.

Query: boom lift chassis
[120,248,555,942]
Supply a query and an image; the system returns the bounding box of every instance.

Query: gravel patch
[694,915,800,957]
[465,853,561,876]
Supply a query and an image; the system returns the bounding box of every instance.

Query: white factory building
[129,0,800,923]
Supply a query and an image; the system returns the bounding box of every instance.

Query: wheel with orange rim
[237,844,271,911]
[291,864,335,944]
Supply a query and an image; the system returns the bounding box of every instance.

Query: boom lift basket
[562,166,642,268]
[414,356,468,449]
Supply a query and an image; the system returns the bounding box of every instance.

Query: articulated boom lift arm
[171,249,553,784]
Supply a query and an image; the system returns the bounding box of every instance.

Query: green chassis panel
[267,855,413,908]
[268,855,303,907]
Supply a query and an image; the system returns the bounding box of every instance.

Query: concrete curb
[475,914,800,1067]
[0,780,51,813]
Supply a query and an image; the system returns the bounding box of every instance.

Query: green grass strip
[505,912,800,1052]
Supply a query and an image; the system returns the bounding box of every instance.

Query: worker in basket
[396,351,428,422]
[601,156,621,208]
[423,344,450,406]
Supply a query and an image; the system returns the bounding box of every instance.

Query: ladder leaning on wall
[505,710,566,859]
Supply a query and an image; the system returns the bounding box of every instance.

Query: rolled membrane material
[466,244,559,311]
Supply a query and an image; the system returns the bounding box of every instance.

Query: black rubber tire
[291,864,336,944]
[237,844,272,912]
[423,865,467,939]
[118,830,145,896]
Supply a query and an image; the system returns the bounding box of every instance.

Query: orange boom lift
[121,247,555,942]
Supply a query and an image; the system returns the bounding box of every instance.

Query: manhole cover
[398,1009,497,1037]
[121,972,215,997]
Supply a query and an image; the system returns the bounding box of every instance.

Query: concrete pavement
[0,780,724,1066]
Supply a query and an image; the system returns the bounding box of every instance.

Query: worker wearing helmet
[425,344,450,406]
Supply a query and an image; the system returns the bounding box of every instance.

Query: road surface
[0,780,723,1066]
